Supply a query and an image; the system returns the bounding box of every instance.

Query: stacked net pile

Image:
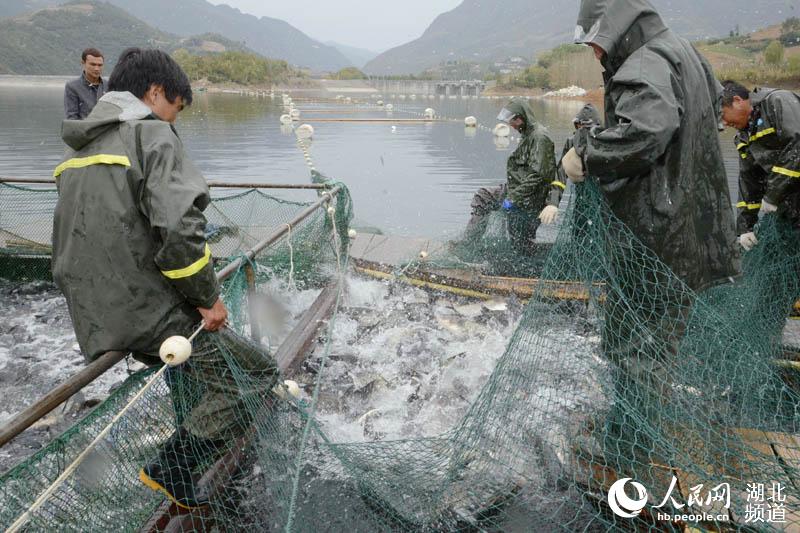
[3,179,800,531]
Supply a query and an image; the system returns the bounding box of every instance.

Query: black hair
[108,48,192,106]
[721,80,750,107]
[81,48,103,61]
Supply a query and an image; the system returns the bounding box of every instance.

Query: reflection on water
[0,87,740,238]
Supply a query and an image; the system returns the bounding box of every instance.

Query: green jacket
[503,98,557,210]
[52,91,219,361]
[735,88,800,233]
[574,0,739,290]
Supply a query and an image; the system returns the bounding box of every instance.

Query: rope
[286,223,295,288]
[6,323,206,532]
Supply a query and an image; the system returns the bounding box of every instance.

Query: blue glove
[501,198,514,211]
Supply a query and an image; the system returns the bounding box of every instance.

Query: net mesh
[2,179,800,532]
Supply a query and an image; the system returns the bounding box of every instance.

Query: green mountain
[0,2,262,75]
[365,0,800,75]
[0,0,353,72]
[101,0,351,72]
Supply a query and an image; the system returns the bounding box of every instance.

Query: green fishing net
[2,179,800,532]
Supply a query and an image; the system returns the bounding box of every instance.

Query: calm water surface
[0,86,741,238]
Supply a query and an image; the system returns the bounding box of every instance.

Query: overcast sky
[208,0,463,52]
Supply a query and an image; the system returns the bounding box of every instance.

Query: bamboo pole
[0,186,341,448]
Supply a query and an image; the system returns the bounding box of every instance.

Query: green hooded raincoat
[574,0,739,291]
[52,91,218,361]
[503,97,557,211]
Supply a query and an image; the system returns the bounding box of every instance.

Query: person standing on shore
[64,48,105,120]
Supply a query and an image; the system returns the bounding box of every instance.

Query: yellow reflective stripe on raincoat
[736,142,748,150]
[551,180,566,190]
[751,128,776,141]
[53,154,131,177]
[740,153,747,159]
[736,201,761,210]
[773,166,800,178]
[160,244,212,280]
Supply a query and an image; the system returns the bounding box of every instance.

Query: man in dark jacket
[721,81,800,250]
[63,48,106,119]
[469,97,557,254]
[53,48,258,510]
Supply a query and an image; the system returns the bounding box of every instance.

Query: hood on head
[502,97,538,134]
[61,91,153,151]
[575,0,667,73]
[574,103,601,126]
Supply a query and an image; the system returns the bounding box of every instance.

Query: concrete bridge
[369,79,490,97]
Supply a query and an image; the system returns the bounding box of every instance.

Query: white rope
[6,323,206,532]
[285,223,295,288]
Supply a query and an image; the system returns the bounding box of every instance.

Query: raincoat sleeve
[508,135,557,206]
[761,93,800,205]
[139,126,220,309]
[549,140,573,207]
[735,148,767,235]
[577,64,681,183]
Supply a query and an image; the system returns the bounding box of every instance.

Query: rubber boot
[139,429,218,510]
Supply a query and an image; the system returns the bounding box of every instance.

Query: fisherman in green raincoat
[52,48,277,510]
[564,0,739,293]
[469,97,557,255]
[560,0,741,468]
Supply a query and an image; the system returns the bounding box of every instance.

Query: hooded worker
[52,48,278,511]
[562,0,739,292]
[544,103,602,225]
[469,97,557,255]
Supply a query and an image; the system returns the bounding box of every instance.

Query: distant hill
[101,0,352,72]
[326,42,380,69]
[0,0,353,72]
[365,0,800,75]
[0,1,264,75]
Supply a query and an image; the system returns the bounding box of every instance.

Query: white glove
[738,232,759,251]
[761,200,778,214]
[562,147,585,183]
[538,205,559,224]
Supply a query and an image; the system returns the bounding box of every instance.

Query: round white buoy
[159,336,192,366]
[327,206,336,216]
[464,116,478,127]
[424,108,435,119]
[279,114,292,125]
[348,229,358,239]
[385,104,394,111]
[493,123,511,137]
[295,123,314,139]
[376,100,384,106]
[419,250,429,260]
[345,97,352,104]
[283,380,301,399]
[290,109,301,120]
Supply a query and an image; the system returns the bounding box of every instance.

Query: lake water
[0,86,741,238]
